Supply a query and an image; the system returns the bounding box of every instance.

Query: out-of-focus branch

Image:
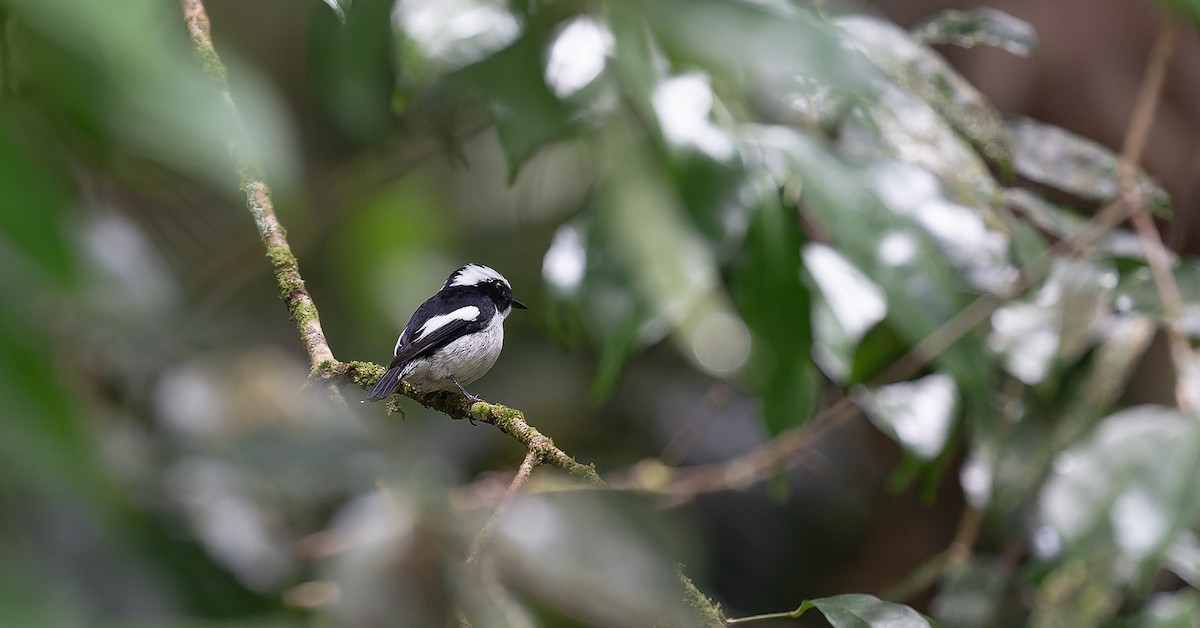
[178,0,602,485]
[467,450,539,565]
[1116,19,1191,412]
[180,0,335,371]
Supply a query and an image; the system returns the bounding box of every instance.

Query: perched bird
[363,264,526,404]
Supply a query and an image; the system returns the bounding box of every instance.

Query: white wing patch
[450,264,506,287]
[394,325,408,355]
[415,305,480,342]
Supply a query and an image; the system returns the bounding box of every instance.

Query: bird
[362,263,526,405]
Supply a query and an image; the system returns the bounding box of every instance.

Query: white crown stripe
[450,264,508,288]
[415,305,480,342]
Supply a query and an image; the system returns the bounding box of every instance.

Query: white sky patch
[861,373,957,459]
[1112,489,1169,561]
[544,16,613,98]
[878,230,916,267]
[449,264,505,287]
[415,306,479,342]
[871,162,1015,292]
[542,223,587,293]
[393,0,520,71]
[988,303,1058,384]
[803,244,886,341]
[652,73,735,161]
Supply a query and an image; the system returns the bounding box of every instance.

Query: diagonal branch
[178,0,601,485]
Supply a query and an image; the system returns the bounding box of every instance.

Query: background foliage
[1,0,1199,626]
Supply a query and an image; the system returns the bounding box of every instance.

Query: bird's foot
[451,376,485,425]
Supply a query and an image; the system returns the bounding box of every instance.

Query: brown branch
[180,0,335,370]
[1117,19,1191,412]
[179,0,601,485]
[466,450,540,565]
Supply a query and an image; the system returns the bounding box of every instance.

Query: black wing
[388,290,491,369]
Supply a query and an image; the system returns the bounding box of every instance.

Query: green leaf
[911,8,1038,57]
[806,594,936,627]
[1038,406,1200,584]
[745,126,994,399]
[836,15,1015,173]
[639,0,876,95]
[1008,117,1173,218]
[1126,590,1200,627]
[0,128,72,283]
[732,192,816,434]
[459,32,575,177]
[596,139,749,380]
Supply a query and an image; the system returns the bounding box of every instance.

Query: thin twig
[1117,20,1191,411]
[467,450,541,565]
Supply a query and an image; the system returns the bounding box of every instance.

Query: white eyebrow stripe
[415,306,480,341]
[450,264,506,287]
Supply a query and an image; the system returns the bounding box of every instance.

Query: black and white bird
[363,264,526,404]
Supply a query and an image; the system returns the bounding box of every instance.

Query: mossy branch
[179,0,600,486]
[328,361,602,483]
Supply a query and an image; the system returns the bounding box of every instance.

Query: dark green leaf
[732,192,816,434]
[911,8,1038,57]
[459,33,575,177]
[0,129,72,282]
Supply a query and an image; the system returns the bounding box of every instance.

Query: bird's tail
[363,364,404,402]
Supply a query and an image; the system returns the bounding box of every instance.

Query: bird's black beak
[511,299,528,310]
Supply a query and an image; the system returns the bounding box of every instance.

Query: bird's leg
[451,375,484,425]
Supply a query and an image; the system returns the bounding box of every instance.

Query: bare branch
[467,450,540,565]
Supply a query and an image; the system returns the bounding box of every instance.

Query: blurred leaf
[318,0,349,23]
[459,32,575,177]
[849,321,909,384]
[836,15,1015,173]
[1038,406,1200,584]
[733,192,816,433]
[797,594,935,627]
[639,0,876,96]
[860,373,957,460]
[803,244,887,383]
[1005,188,1155,261]
[928,557,1012,628]
[0,127,72,282]
[596,137,750,380]
[0,306,101,496]
[1125,590,1200,628]
[986,313,1156,514]
[1008,117,1173,218]
[911,8,1037,57]
[745,125,993,400]
[393,0,521,83]
[308,0,396,143]
[5,0,298,195]
[1154,0,1200,31]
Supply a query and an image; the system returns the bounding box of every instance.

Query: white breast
[400,310,505,392]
